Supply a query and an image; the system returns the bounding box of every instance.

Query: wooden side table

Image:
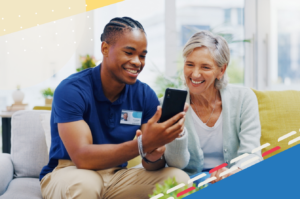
[0,112,14,154]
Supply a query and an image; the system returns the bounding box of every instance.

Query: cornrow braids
[100,16,145,44]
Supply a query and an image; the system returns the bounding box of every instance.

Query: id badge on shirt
[120,110,142,125]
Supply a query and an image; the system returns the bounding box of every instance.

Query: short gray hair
[183,30,230,90]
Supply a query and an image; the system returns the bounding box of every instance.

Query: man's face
[105,29,147,85]
[123,113,128,120]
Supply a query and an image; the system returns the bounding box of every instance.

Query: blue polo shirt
[40,65,159,181]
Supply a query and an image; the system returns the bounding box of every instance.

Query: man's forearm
[71,139,140,170]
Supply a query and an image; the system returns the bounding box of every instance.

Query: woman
[163,30,263,185]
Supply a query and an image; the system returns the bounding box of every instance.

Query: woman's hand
[145,146,166,162]
[210,167,242,184]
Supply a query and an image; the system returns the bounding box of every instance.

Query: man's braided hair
[100,17,145,44]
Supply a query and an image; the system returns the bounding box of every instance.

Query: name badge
[120,110,142,125]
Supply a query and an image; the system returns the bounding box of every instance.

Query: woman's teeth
[126,69,138,74]
[191,79,205,84]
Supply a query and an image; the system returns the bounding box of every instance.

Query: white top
[191,108,224,170]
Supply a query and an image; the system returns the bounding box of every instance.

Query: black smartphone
[159,88,187,123]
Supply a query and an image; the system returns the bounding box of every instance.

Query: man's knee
[42,168,103,199]
[66,178,101,199]
[159,167,190,184]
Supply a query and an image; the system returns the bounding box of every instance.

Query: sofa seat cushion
[0,178,42,199]
[252,89,300,159]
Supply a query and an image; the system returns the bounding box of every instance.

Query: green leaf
[41,87,55,98]
[77,54,97,72]
[149,177,207,199]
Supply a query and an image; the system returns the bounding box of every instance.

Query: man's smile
[123,66,142,76]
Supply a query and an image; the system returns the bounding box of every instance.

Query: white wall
[0,12,93,110]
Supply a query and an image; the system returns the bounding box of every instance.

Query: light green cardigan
[161,85,263,176]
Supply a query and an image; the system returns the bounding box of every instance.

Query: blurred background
[1,0,300,150]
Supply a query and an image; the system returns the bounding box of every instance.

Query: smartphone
[159,88,188,123]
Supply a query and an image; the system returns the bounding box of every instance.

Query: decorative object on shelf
[41,87,55,106]
[6,86,28,111]
[12,85,24,104]
[76,54,97,72]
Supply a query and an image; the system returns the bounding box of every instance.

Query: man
[122,112,128,121]
[40,17,189,199]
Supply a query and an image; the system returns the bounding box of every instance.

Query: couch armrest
[0,154,13,196]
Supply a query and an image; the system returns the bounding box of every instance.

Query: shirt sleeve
[53,80,86,123]
[232,88,263,169]
[141,85,159,124]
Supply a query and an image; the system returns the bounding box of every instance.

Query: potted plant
[149,177,207,199]
[76,54,97,72]
[41,88,55,106]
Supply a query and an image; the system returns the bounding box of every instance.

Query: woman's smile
[190,78,205,86]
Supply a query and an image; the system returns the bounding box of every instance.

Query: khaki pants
[40,160,189,199]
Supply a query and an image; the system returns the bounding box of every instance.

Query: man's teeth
[126,69,138,74]
[191,80,205,84]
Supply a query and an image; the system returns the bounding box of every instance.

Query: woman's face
[184,47,226,95]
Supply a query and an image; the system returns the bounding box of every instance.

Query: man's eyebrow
[124,46,136,51]
[124,46,147,54]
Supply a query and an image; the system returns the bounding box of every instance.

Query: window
[181,25,210,46]
[245,0,300,90]
[224,8,231,24]
[275,8,300,87]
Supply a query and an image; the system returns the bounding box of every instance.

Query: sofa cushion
[0,178,42,199]
[40,113,51,154]
[0,154,13,196]
[11,110,50,178]
[252,89,300,159]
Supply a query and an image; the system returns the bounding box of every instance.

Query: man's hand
[210,167,242,184]
[136,130,165,162]
[141,106,186,153]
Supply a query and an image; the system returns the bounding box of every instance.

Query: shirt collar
[92,64,128,105]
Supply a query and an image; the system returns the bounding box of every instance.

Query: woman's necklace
[191,92,217,125]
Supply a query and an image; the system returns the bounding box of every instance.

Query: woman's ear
[218,64,227,80]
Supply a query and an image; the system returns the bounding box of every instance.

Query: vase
[12,89,25,104]
[45,98,53,106]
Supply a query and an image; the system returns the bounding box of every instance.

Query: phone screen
[159,88,187,123]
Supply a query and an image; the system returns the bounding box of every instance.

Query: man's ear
[101,42,109,57]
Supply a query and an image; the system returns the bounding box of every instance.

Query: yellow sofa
[252,89,300,159]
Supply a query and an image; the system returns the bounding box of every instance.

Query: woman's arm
[213,88,262,183]
[164,127,190,169]
[232,88,263,169]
